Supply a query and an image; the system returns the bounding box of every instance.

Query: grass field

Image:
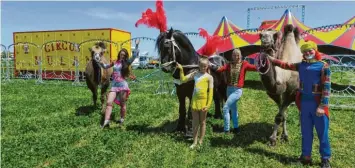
[1,70,355,168]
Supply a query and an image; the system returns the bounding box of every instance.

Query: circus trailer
[13,28,131,80]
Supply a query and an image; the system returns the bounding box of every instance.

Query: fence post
[36,56,44,84]
[72,58,82,86]
[5,45,11,82]
[0,44,7,81]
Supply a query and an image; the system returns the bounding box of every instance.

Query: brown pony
[84,42,113,113]
[256,25,303,146]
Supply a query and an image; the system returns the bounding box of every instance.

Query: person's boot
[298,155,312,166]
[320,159,331,168]
[233,127,240,134]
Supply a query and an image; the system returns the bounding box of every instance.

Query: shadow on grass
[244,147,299,165]
[331,82,355,90]
[243,80,265,91]
[126,119,179,134]
[210,122,272,147]
[125,119,194,144]
[75,105,97,116]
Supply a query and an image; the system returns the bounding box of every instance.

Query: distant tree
[1,51,6,58]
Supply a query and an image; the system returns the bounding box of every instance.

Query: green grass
[1,70,355,168]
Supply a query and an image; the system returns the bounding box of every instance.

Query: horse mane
[156,28,196,55]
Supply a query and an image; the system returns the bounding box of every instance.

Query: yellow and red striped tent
[198,9,355,54]
[301,16,355,50]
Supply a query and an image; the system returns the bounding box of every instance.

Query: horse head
[256,29,282,75]
[156,27,199,78]
[259,29,282,55]
[258,25,302,84]
[89,42,107,63]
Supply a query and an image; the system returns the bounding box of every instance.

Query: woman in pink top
[100,39,140,128]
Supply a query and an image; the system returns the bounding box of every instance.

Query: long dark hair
[117,48,130,78]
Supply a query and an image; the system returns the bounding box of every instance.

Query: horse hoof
[173,127,185,133]
[269,137,277,146]
[281,135,289,142]
[214,115,222,119]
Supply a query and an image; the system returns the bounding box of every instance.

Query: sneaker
[101,120,110,129]
[189,144,198,149]
[298,155,312,165]
[116,118,124,126]
[321,159,331,168]
[101,123,110,129]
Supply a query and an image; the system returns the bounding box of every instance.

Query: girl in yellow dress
[176,57,213,149]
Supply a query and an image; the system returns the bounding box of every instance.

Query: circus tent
[302,16,355,51]
[196,16,260,54]
[198,9,355,56]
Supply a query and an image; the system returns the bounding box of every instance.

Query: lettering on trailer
[44,42,80,52]
[45,55,67,65]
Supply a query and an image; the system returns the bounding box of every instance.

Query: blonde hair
[199,56,210,73]
[232,48,242,63]
[199,56,209,65]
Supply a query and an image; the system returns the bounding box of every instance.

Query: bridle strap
[161,36,198,75]
[256,48,275,75]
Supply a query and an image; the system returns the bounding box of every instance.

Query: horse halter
[160,36,181,74]
[161,36,199,75]
[255,48,273,75]
[93,52,101,63]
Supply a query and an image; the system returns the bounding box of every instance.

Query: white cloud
[71,8,139,22]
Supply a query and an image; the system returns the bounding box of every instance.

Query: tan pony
[256,24,303,146]
[84,42,113,113]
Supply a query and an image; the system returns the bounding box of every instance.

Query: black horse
[156,28,228,133]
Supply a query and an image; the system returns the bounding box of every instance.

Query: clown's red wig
[314,50,322,60]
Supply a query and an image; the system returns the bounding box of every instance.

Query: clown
[268,40,331,168]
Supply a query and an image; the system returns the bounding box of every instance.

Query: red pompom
[135,0,167,32]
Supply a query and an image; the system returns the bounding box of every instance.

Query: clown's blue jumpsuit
[271,58,332,160]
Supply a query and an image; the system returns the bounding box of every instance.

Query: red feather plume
[198,28,224,57]
[135,0,167,33]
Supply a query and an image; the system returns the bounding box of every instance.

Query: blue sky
[1,1,354,56]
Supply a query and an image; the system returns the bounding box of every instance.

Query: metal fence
[0,37,174,94]
[327,55,355,109]
[1,40,355,108]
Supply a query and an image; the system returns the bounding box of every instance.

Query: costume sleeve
[237,61,254,87]
[180,69,197,83]
[245,61,257,71]
[320,63,331,109]
[269,57,300,71]
[216,64,229,72]
[127,44,139,64]
[99,62,114,69]
[206,74,214,109]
